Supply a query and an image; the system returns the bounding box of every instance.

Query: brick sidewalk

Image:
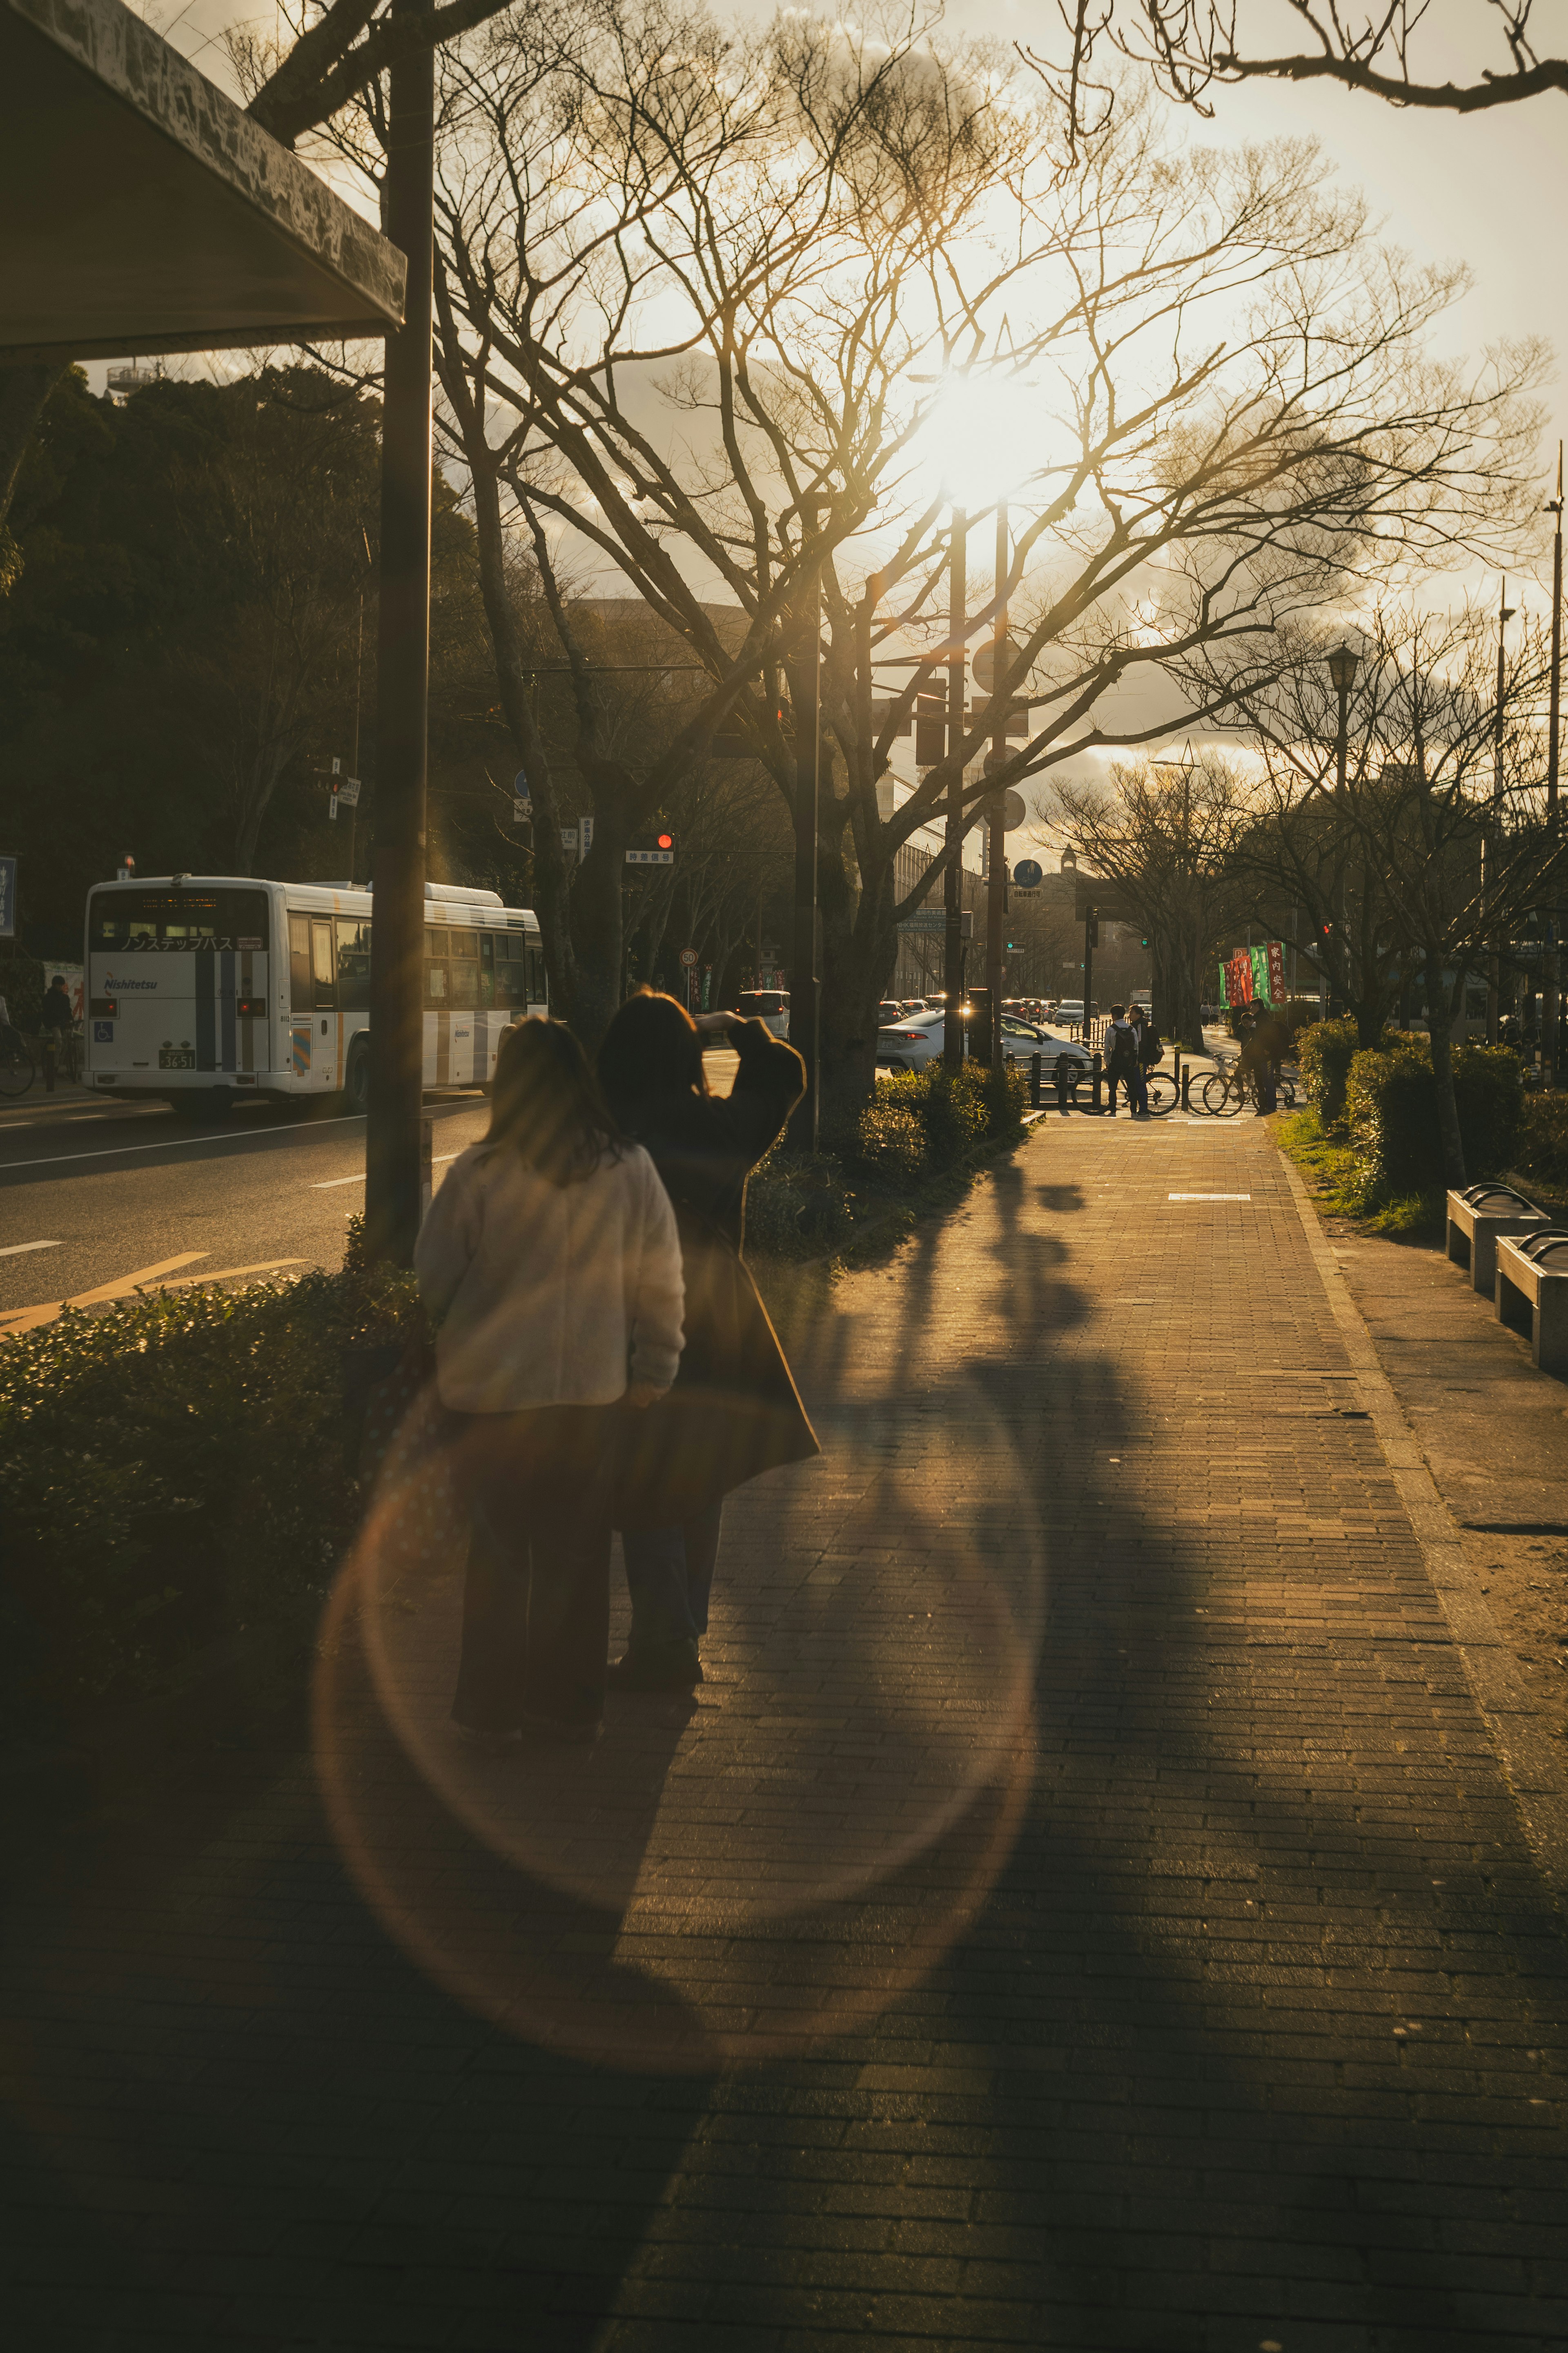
[2,1112,1565,2350]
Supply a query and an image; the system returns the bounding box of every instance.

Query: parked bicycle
[0,1023,34,1099]
[1198,1056,1297,1117]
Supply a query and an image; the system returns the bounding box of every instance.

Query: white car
[875,1009,1092,1079]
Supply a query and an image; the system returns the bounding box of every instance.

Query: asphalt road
[0,1048,743,1329]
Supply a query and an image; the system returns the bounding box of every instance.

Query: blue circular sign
[1013,858,1043,888]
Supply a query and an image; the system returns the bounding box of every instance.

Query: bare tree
[1053,754,1255,1046]
[1027,2,1567,137]
[1215,606,1558,1180]
[429,0,1543,1103]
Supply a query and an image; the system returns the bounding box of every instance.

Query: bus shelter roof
[0,0,405,364]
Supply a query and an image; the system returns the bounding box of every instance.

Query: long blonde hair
[481,1018,623,1185]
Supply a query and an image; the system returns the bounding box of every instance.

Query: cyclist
[39,973,75,1094]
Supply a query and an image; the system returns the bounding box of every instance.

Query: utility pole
[985,502,1008,1069]
[1486,578,1515,1045]
[1546,445,1564,1088]
[943,507,968,1070]
[1327,642,1359,1019]
[364,0,434,1265]
[1082,904,1096,1038]
[786,509,822,1151]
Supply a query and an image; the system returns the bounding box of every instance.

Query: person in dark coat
[597,989,818,1690]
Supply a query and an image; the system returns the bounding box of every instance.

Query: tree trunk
[0,364,63,580]
[1426,954,1467,1187]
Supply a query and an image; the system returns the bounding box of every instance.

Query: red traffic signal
[657,832,673,850]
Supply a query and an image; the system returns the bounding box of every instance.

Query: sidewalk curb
[1275,1142,1568,1902]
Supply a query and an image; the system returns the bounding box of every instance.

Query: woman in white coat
[414,1019,684,1745]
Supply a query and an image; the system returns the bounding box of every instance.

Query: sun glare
[913,371,1054,509]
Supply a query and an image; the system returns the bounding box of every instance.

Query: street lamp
[1487,582,1516,1045]
[1325,643,1359,1019]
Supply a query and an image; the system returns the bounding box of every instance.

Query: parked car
[875,1008,1092,1079]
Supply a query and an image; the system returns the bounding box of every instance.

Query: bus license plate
[158,1047,196,1070]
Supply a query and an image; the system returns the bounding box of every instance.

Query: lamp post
[942,507,968,1070]
[984,502,1009,1070]
[786,515,823,1152]
[1326,641,1359,1016]
[1546,445,1564,1087]
[1486,580,1516,1045]
[363,0,434,1267]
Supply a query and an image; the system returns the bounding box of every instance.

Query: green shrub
[0,1265,423,1734]
[1342,1037,1523,1207]
[1346,1046,1437,1205]
[1515,1091,1568,1187]
[1452,1043,1524,1175]
[1296,1019,1364,1129]
[749,1058,1025,1258]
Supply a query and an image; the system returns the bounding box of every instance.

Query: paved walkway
[3,1113,1566,2350]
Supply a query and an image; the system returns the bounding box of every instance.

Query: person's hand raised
[624,1381,665,1409]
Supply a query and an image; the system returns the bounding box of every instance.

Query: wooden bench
[1446,1183,1548,1297]
[1494,1229,1568,1375]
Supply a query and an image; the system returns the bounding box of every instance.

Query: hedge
[1297,1019,1363,1129]
[1343,1040,1523,1208]
[1514,1093,1568,1189]
[0,1264,423,1736]
[748,1058,1025,1256]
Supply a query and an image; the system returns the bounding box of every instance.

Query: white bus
[83,875,547,1115]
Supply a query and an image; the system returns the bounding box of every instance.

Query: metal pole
[943,507,967,1070]
[1335,677,1350,1009]
[1082,904,1094,1044]
[985,502,1007,1069]
[348,591,364,888]
[1546,446,1564,1086]
[364,0,434,1267]
[786,516,822,1151]
[1488,578,1513,1046]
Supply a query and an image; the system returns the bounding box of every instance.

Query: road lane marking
[0,1108,487,1176]
[311,1151,461,1191]
[0,1113,370,1173]
[0,1239,62,1257]
[0,1252,209,1337]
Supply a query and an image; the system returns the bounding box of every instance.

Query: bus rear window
[91,889,268,950]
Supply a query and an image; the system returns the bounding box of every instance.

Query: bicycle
[0,1024,34,1099]
[1198,1057,1297,1116]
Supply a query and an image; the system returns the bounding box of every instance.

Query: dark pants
[1108,1063,1138,1113]
[450,1404,615,1735]
[621,1501,724,1657]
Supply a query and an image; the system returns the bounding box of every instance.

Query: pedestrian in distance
[1104,1004,1140,1116]
[414,1018,686,1747]
[39,972,73,1093]
[597,989,819,1692]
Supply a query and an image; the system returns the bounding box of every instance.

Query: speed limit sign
[679,948,699,967]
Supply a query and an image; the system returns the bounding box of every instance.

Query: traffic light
[626,828,675,867]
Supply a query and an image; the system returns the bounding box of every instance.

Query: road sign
[561,827,579,852]
[972,634,1023,691]
[626,848,673,865]
[336,776,361,808]
[1002,788,1026,831]
[513,798,531,824]
[1013,857,1043,890]
[679,948,699,967]
[513,769,530,795]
